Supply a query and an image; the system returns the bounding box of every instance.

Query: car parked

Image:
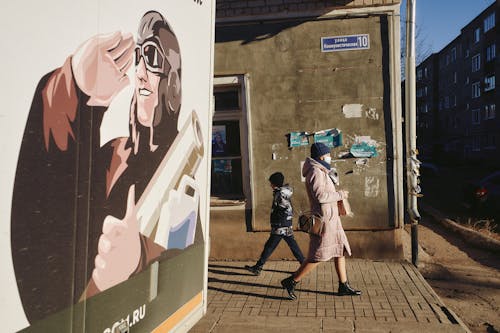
[463,170,500,214]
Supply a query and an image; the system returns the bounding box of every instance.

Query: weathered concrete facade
[211,0,403,259]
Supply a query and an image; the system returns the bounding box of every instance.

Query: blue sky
[401,0,496,53]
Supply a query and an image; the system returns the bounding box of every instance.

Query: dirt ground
[402,217,500,333]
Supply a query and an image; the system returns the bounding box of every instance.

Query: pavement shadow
[208,277,337,298]
[208,264,294,275]
[208,277,288,300]
[421,262,500,289]
[421,215,500,271]
[208,286,288,300]
[208,268,249,276]
[208,264,246,270]
[260,268,295,274]
[209,277,281,289]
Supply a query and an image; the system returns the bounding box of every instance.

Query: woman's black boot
[338,281,361,296]
[280,276,298,300]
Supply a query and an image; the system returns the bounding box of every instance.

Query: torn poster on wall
[289,132,310,147]
[314,128,342,148]
[350,136,378,158]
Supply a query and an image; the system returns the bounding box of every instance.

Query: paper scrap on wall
[313,128,342,148]
[350,136,378,158]
[289,132,310,147]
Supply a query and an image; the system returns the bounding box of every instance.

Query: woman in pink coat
[281,142,361,300]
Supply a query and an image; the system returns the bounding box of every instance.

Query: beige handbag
[298,212,324,236]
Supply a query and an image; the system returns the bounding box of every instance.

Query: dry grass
[460,218,500,241]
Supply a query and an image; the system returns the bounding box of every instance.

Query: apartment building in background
[416,2,498,163]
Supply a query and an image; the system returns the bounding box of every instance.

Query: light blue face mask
[324,156,332,164]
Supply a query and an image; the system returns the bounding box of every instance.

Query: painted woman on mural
[10,11,196,323]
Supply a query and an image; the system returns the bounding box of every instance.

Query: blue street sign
[321,34,370,52]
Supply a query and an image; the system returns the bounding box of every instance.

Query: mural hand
[72,31,135,107]
[92,185,141,292]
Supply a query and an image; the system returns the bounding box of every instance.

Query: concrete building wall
[211,2,403,259]
[216,0,401,21]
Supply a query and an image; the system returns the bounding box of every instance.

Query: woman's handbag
[298,212,324,236]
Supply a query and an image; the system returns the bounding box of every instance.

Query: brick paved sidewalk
[190,260,469,332]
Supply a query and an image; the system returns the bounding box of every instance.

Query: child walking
[245,172,304,275]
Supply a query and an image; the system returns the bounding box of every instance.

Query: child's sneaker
[244,265,262,276]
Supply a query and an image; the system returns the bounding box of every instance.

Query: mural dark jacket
[11,57,168,323]
[270,185,294,229]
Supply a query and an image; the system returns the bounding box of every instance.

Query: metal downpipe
[405,0,421,266]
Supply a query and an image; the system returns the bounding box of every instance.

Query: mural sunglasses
[134,41,167,74]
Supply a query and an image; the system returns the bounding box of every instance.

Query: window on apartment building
[452,95,457,107]
[465,48,470,58]
[465,76,470,85]
[446,54,450,65]
[472,109,481,124]
[424,67,428,78]
[472,54,481,72]
[486,43,496,62]
[451,47,457,62]
[417,69,422,80]
[424,86,428,96]
[444,96,450,109]
[453,72,457,83]
[466,103,470,110]
[484,12,496,32]
[472,82,481,98]
[482,135,489,149]
[485,134,496,149]
[474,28,481,43]
[416,88,422,98]
[211,76,250,201]
[472,136,481,151]
[419,104,428,114]
[484,75,495,91]
[485,104,496,119]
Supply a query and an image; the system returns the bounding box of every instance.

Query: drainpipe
[405,0,421,266]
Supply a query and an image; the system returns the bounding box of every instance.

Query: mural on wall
[10,10,205,324]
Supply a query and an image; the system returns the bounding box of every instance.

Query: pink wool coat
[302,157,352,261]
